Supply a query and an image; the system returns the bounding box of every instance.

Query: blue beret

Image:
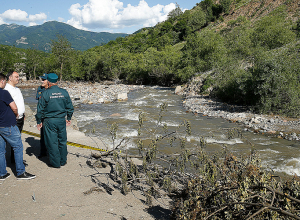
[39,73,48,80]
[47,73,58,83]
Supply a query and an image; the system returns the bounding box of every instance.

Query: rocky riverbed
[175,85,300,141]
[19,80,144,106]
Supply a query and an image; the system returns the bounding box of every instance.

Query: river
[22,86,300,177]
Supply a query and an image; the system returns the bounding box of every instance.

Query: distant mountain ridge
[0,21,129,52]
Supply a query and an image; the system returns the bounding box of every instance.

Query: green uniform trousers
[43,118,67,168]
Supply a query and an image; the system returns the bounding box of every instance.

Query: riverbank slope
[175,84,300,141]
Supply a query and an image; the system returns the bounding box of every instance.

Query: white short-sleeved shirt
[4,83,25,119]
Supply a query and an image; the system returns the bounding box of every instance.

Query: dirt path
[0,109,171,220]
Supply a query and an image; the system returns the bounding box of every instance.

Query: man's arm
[9,101,18,117]
[65,92,74,121]
[35,93,46,124]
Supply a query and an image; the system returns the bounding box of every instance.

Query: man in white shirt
[4,71,25,163]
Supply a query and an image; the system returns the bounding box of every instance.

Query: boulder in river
[117,93,128,101]
[175,86,182,94]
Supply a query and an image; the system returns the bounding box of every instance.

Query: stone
[117,93,128,101]
[175,86,182,94]
[110,113,121,117]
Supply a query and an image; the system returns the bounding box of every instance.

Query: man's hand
[66,120,71,126]
[37,123,43,131]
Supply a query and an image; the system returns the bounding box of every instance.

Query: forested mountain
[0,21,128,51]
[1,0,300,117]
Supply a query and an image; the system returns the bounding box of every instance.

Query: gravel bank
[175,86,300,141]
[19,80,144,106]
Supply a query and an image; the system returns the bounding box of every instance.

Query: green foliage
[108,122,118,149]
[143,46,182,85]
[200,75,214,93]
[223,17,252,58]
[251,44,300,117]
[176,66,197,83]
[212,52,256,105]
[25,48,49,79]
[181,30,226,73]
[51,34,72,80]
[0,45,22,74]
[187,9,207,33]
[226,15,248,27]
[200,0,223,22]
[220,0,232,14]
[296,19,300,36]
[251,7,296,50]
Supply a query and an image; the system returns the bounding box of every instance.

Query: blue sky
[1,0,201,34]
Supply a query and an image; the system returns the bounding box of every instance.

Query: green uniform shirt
[36,85,74,124]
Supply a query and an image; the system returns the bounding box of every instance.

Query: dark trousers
[43,118,68,168]
[40,120,47,156]
[10,116,24,163]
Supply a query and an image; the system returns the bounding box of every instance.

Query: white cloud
[0,9,47,23]
[1,9,28,22]
[67,0,176,32]
[0,17,6,25]
[29,22,38,26]
[58,17,65,22]
[28,13,47,22]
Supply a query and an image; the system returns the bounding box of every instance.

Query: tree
[173,11,192,41]
[80,50,99,81]
[181,30,226,73]
[25,48,46,79]
[68,50,84,80]
[251,44,300,117]
[187,8,206,32]
[167,3,183,20]
[51,34,72,80]
[144,45,181,85]
[220,0,232,14]
[0,45,16,73]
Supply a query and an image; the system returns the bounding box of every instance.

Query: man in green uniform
[35,73,74,168]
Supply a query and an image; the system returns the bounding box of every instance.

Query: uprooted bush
[170,148,300,219]
[86,103,300,219]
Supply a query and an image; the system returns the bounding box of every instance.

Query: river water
[22,87,300,177]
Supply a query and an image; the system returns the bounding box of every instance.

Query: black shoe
[38,154,47,159]
[0,173,10,180]
[17,172,36,180]
[61,162,67,166]
[47,163,60,168]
